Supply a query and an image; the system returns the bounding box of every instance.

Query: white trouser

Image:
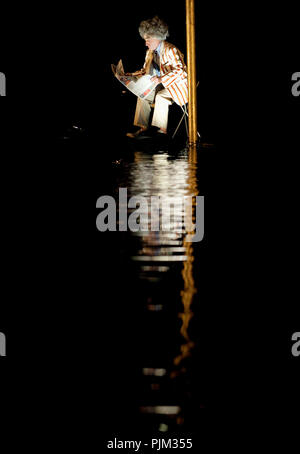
[133,85,173,131]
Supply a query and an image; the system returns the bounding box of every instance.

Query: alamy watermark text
[0,332,6,356]
[0,72,6,96]
[291,72,300,97]
[291,332,300,357]
[96,189,204,242]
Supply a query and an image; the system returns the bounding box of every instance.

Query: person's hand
[151,76,162,84]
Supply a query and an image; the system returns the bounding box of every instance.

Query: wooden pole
[186,0,198,146]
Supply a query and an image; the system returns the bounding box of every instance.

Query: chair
[171,82,201,141]
[171,104,201,141]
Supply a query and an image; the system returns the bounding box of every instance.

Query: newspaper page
[111,59,157,100]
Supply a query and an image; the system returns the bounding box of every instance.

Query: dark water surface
[92,137,220,437]
[42,115,299,445]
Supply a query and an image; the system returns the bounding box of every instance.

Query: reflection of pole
[186,0,198,146]
[173,153,199,369]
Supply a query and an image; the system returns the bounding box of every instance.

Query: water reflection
[115,146,202,433]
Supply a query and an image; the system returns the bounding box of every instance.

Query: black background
[1,0,299,448]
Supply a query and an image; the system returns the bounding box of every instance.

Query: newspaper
[111,59,157,100]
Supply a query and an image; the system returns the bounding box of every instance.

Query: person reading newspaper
[126,16,188,139]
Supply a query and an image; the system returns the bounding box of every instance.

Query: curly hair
[138,16,169,40]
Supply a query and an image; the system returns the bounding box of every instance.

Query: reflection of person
[126,16,188,139]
